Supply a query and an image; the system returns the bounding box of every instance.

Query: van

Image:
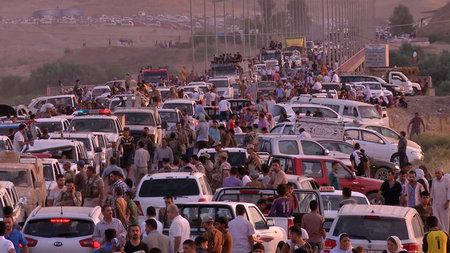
[289,97,389,126]
[28,95,78,114]
[208,77,234,99]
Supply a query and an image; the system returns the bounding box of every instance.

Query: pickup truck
[386,71,421,96]
[212,187,323,233]
[165,202,286,253]
[265,155,383,204]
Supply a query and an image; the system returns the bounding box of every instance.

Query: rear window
[24,219,95,238]
[36,122,63,132]
[332,216,408,240]
[207,152,247,168]
[322,195,369,210]
[139,179,200,197]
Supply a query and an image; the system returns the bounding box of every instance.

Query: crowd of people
[211,53,243,65]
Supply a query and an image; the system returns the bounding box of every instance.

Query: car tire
[374,167,390,180]
[411,87,418,96]
[367,192,384,205]
[391,153,407,167]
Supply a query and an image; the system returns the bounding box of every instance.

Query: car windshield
[365,83,381,90]
[333,216,408,240]
[115,112,155,126]
[210,80,228,88]
[0,170,31,187]
[358,106,381,119]
[93,88,109,96]
[206,152,247,167]
[24,219,95,238]
[162,103,193,115]
[322,195,369,210]
[69,119,117,133]
[138,178,199,197]
[159,111,179,123]
[30,147,76,161]
[143,71,168,83]
[36,122,62,132]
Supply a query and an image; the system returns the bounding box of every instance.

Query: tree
[389,4,414,35]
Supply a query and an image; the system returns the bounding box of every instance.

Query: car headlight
[394,86,401,91]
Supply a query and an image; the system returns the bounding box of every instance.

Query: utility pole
[232,0,236,51]
[190,0,195,73]
[214,0,218,56]
[204,0,207,72]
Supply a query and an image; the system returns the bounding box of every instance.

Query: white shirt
[0,236,14,253]
[299,131,312,139]
[218,100,230,112]
[332,73,340,83]
[229,215,255,253]
[169,215,190,253]
[141,217,163,241]
[134,148,150,168]
[13,131,25,152]
[48,186,66,205]
[431,177,450,205]
[322,75,331,83]
[242,175,251,185]
[312,81,322,90]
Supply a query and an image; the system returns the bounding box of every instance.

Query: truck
[385,71,421,96]
[165,201,287,253]
[139,68,170,84]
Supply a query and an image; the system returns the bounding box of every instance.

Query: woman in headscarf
[382,236,407,253]
[330,233,353,253]
[415,168,430,192]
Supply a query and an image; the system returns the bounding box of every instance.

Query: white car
[28,95,78,115]
[324,205,424,253]
[134,172,213,223]
[41,158,63,193]
[35,118,70,133]
[0,182,25,224]
[319,187,369,232]
[270,103,347,123]
[0,136,13,151]
[162,99,196,117]
[23,206,103,253]
[158,108,183,133]
[344,127,423,166]
[92,85,111,98]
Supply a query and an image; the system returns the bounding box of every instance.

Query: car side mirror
[94,147,103,153]
[266,218,275,227]
[324,149,330,155]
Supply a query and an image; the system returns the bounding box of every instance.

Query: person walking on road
[401,170,425,208]
[431,168,450,233]
[398,131,408,171]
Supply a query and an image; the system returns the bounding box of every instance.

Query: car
[324,205,424,253]
[108,94,149,111]
[285,174,319,190]
[270,103,347,123]
[226,99,252,113]
[0,182,25,224]
[289,96,389,126]
[92,85,111,98]
[28,95,78,115]
[114,107,164,145]
[49,133,103,173]
[92,132,114,169]
[162,99,196,117]
[257,135,351,166]
[35,118,70,133]
[22,206,103,253]
[319,187,370,232]
[169,202,286,252]
[158,108,183,133]
[0,136,13,151]
[265,155,383,203]
[0,123,42,139]
[134,172,213,223]
[197,148,248,168]
[67,112,123,146]
[203,106,232,123]
[257,81,277,98]
[181,85,204,100]
[317,139,400,180]
[340,74,406,96]
[213,187,323,230]
[23,139,90,173]
[208,77,234,99]
[41,158,63,193]
[344,127,424,166]
[0,152,46,216]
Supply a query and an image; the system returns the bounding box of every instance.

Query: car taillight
[287,218,294,239]
[134,200,144,216]
[79,238,100,248]
[198,198,207,202]
[323,239,336,253]
[403,243,418,253]
[25,237,38,247]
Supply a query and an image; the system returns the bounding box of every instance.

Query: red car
[267,155,383,203]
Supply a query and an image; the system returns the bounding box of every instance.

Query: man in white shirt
[431,168,450,233]
[332,71,340,83]
[322,74,331,83]
[0,221,15,253]
[47,174,66,206]
[298,128,312,139]
[13,124,32,152]
[134,141,150,184]
[229,204,255,252]
[311,80,322,92]
[168,204,190,253]
[218,96,231,122]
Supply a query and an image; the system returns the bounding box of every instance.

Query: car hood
[386,137,421,150]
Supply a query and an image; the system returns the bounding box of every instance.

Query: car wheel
[374,167,389,180]
[391,153,407,167]
[411,87,418,96]
[367,192,384,205]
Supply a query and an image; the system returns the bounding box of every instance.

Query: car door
[359,130,389,161]
[246,206,279,252]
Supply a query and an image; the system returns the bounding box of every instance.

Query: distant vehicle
[162,99,196,117]
[35,117,70,133]
[28,95,78,115]
[92,85,111,98]
[340,75,405,96]
[23,206,103,252]
[197,148,248,168]
[41,158,63,193]
[158,108,183,132]
[208,77,234,99]
[139,68,170,84]
[257,81,277,98]
[324,205,424,253]
[67,112,123,145]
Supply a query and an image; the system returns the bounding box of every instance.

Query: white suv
[134,172,213,222]
[22,206,103,253]
[324,204,424,253]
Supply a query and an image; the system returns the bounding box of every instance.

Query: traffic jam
[0,42,446,253]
